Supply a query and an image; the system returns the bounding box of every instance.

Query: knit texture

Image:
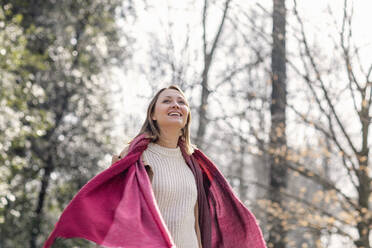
[143,143,198,248]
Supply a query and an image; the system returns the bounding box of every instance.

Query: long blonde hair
[136,85,195,154]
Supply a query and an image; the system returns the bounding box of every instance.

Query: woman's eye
[162,99,186,105]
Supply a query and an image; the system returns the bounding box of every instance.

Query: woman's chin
[160,120,185,129]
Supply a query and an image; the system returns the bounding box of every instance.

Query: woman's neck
[156,128,180,148]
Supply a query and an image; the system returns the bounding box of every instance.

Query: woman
[43,85,266,248]
[111,85,201,247]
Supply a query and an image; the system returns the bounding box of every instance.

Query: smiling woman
[124,86,201,247]
[43,85,266,248]
[135,85,194,155]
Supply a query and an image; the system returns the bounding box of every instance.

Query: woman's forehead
[158,89,186,99]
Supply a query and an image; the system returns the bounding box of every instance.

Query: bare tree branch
[293,0,358,156]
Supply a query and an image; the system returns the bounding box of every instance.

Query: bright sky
[112,0,372,139]
[109,1,372,246]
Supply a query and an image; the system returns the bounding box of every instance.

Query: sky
[108,1,372,246]
[112,0,372,142]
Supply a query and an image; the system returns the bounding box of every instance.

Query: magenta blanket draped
[43,134,266,248]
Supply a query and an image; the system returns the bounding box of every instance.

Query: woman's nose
[170,101,180,108]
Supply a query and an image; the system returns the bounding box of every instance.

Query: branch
[209,0,232,60]
[293,0,358,156]
[202,0,208,59]
[286,102,359,189]
[246,179,356,235]
[340,0,362,92]
[217,109,360,212]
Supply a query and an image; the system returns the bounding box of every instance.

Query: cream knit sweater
[142,143,199,248]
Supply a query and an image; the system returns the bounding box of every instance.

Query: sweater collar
[147,142,182,157]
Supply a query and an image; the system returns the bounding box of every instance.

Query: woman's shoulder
[119,145,130,157]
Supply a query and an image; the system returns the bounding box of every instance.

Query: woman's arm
[111,145,154,183]
[111,145,129,164]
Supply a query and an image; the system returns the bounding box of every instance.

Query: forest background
[1,0,372,247]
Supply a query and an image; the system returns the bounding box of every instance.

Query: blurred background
[0,0,371,247]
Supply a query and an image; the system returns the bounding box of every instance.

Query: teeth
[169,112,181,116]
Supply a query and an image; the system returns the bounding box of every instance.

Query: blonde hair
[136,85,195,155]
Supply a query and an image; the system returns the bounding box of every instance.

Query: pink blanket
[43,134,266,248]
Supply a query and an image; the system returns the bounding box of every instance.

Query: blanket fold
[43,134,266,248]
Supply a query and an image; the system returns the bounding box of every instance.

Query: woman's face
[152,89,189,131]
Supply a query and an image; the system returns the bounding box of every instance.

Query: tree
[268,0,288,247]
[0,5,50,247]
[249,1,372,247]
[0,0,134,247]
[195,0,232,149]
[282,0,372,246]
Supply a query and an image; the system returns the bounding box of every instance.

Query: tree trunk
[196,69,210,148]
[30,156,53,248]
[195,0,231,148]
[268,0,287,247]
[355,99,370,248]
[237,134,247,201]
